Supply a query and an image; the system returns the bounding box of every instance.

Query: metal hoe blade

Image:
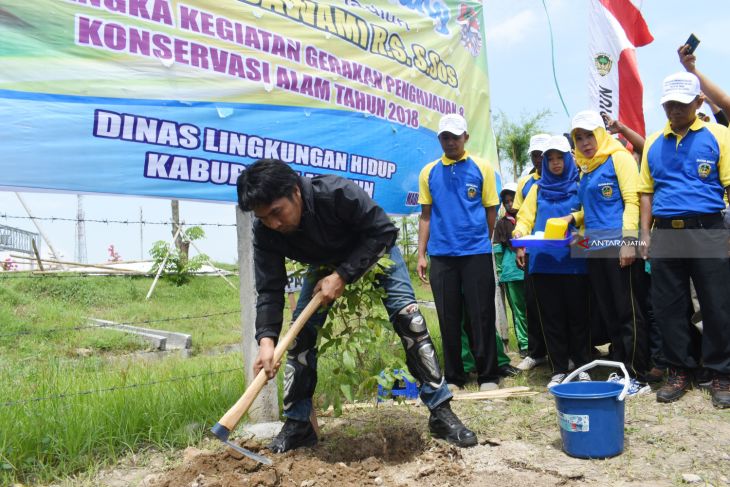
[223,439,273,465]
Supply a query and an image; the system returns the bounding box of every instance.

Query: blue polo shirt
[418,151,500,256]
[639,119,730,218]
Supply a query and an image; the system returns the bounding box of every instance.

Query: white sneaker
[516,356,546,371]
[578,371,591,382]
[479,382,499,392]
[547,373,566,388]
[606,373,651,396]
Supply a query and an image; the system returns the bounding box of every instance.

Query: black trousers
[532,273,591,375]
[430,253,499,385]
[651,227,730,374]
[524,267,547,359]
[587,249,649,378]
[636,271,667,368]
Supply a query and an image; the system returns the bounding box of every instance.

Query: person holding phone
[678,36,730,120]
[639,72,730,409]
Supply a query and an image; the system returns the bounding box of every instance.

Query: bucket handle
[561,359,630,402]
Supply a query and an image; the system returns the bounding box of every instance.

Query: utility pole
[75,195,87,263]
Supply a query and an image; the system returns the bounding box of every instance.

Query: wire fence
[0,310,240,338]
[0,367,244,407]
[0,213,236,227]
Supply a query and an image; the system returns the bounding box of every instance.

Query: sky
[2,0,729,265]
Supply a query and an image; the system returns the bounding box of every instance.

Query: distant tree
[494,109,551,180]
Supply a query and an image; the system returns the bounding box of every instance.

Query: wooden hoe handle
[216,292,325,431]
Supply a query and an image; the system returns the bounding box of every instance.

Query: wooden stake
[31,239,44,271]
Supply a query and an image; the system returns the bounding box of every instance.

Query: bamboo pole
[11,254,138,273]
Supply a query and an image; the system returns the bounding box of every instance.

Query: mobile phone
[684,33,700,54]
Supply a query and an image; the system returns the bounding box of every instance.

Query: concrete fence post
[237,206,279,422]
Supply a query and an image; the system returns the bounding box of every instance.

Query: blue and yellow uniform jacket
[418,151,500,256]
[514,151,586,275]
[639,118,730,217]
[513,171,540,211]
[570,127,640,241]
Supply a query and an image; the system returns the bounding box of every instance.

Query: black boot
[656,368,691,403]
[710,374,730,409]
[428,401,477,448]
[268,418,317,453]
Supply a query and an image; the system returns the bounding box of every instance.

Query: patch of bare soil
[81,381,730,487]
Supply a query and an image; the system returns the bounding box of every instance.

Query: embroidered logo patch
[698,163,712,179]
[601,185,613,199]
[466,184,478,199]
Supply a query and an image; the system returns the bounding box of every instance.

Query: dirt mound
[151,412,472,487]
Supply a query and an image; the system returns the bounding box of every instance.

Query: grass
[0,274,245,484]
[0,270,515,484]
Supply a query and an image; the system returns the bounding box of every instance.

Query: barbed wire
[0,366,244,407]
[0,273,148,280]
[0,272,237,280]
[0,213,236,227]
[0,310,239,338]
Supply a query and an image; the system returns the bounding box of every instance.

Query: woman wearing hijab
[513,135,591,388]
[565,110,650,394]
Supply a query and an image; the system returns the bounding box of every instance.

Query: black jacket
[253,175,398,343]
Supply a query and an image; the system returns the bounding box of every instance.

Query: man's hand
[313,271,346,305]
[417,255,429,283]
[619,244,636,268]
[253,337,279,380]
[516,247,526,269]
[678,44,697,72]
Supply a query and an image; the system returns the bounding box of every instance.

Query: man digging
[237,159,478,452]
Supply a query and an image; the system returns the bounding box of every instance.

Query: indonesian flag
[589,0,653,138]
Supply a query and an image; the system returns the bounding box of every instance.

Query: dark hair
[237,159,300,211]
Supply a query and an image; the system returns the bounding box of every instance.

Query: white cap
[543,135,571,154]
[501,182,518,194]
[438,114,468,136]
[571,110,604,132]
[660,72,700,105]
[528,133,551,153]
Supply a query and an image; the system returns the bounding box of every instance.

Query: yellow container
[544,218,568,239]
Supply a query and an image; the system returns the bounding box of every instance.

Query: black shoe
[656,368,691,403]
[499,364,521,377]
[429,401,477,448]
[268,418,317,453]
[644,367,666,384]
[710,374,730,409]
[694,367,713,391]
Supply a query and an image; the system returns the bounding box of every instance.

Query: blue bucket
[549,360,629,459]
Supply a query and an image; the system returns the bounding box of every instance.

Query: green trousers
[504,281,528,352]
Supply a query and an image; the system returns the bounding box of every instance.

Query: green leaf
[342,350,355,370]
[340,384,353,402]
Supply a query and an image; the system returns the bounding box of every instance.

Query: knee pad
[394,304,444,388]
[283,342,317,412]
